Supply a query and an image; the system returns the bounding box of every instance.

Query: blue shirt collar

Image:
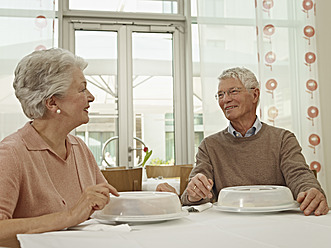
[228,116,262,138]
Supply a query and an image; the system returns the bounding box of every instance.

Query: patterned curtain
[256,0,325,187]
[0,0,55,139]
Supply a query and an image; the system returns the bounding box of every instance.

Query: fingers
[187,173,213,202]
[296,192,307,203]
[297,188,329,216]
[156,183,177,194]
[104,183,120,197]
[68,183,119,226]
[91,191,110,210]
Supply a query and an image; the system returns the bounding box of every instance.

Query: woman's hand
[66,183,119,226]
[156,182,178,195]
[186,173,213,203]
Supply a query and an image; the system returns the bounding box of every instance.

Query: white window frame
[58,0,195,166]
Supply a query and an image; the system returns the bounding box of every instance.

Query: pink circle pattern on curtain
[262,0,274,17]
[33,12,52,52]
[308,134,320,154]
[307,106,319,126]
[263,24,275,43]
[310,161,321,172]
[302,0,314,18]
[267,106,278,126]
[265,79,277,99]
[257,0,323,176]
[34,45,47,51]
[304,52,316,71]
[35,15,47,29]
[303,25,315,45]
[265,51,276,71]
[305,79,317,99]
[301,0,322,175]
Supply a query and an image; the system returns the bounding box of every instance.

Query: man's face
[217,78,258,123]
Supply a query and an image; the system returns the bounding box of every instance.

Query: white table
[142,178,180,194]
[17,207,331,248]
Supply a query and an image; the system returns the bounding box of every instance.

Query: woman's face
[56,67,94,129]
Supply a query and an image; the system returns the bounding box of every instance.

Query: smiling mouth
[225,106,237,111]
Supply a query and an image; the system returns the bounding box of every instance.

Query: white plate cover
[91,209,189,223]
[214,201,300,213]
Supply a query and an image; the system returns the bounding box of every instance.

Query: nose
[87,89,95,102]
[222,91,233,102]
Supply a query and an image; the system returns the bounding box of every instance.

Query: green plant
[149,158,175,165]
[141,147,152,167]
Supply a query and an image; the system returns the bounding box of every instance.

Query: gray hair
[13,48,87,119]
[218,67,260,90]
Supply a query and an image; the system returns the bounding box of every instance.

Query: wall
[316,1,331,202]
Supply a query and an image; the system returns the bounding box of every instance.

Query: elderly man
[180,67,328,216]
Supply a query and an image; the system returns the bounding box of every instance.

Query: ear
[45,96,59,114]
[252,88,260,104]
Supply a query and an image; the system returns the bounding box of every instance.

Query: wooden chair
[101,167,142,192]
[180,165,193,196]
[145,164,193,196]
[104,166,126,170]
[145,165,181,178]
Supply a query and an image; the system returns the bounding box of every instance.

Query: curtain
[255,0,325,187]
[197,0,326,189]
[0,0,55,139]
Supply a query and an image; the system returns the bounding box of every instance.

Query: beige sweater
[181,123,324,205]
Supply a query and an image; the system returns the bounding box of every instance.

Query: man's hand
[297,188,329,216]
[156,183,177,195]
[186,173,213,203]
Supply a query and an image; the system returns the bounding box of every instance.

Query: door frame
[61,13,194,166]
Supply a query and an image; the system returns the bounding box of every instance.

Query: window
[69,0,178,14]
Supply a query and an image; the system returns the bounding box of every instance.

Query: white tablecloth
[17,207,331,248]
[142,178,180,194]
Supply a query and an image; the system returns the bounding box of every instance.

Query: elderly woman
[0,48,118,241]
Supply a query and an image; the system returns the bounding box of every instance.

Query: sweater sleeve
[279,130,325,199]
[181,139,217,205]
[0,143,20,220]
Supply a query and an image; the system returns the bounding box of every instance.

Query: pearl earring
[56,109,61,114]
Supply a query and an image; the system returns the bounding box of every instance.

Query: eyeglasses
[215,87,255,100]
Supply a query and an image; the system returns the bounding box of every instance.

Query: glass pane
[191,0,197,17]
[75,30,118,168]
[197,0,255,19]
[69,0,178,14]
[198,24,258,137]
[191,24,204,153]
[0,2,54,140]
[1,0,54,10]
[132,32,174,165]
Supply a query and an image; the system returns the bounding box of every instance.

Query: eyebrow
[217,87,238,93]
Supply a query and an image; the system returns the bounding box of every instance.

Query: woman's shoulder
[0,128,25,150]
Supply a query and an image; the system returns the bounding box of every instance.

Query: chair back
[101,167,142,192]
[104,166,126,170]
[180,165,193,196]
[145,164,193,196]
[145,165,181,178]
